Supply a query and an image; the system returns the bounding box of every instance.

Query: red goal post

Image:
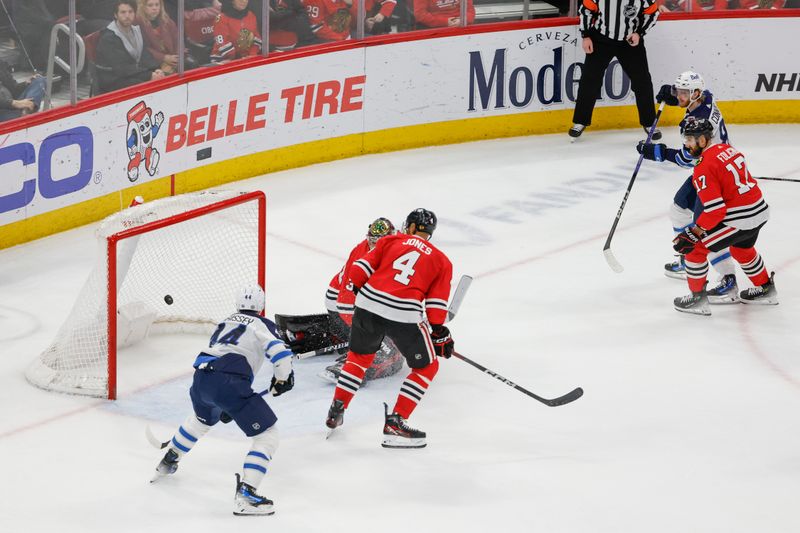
[26,190,266,400]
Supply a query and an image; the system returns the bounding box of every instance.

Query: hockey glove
[270,370,295,396]
[637,141,665,162]
[656,84,679,106]
[672,227,704,254]
[430,324,454,359]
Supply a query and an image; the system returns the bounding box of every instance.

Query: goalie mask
[366,217,396,248]
[237,284,265,313]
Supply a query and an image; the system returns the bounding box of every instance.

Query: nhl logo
[252,422,261,430]
[414,353,422,360]
[623,4,637,18]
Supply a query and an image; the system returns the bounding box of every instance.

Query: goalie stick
[603,101,666,274]
[452,351,583,407]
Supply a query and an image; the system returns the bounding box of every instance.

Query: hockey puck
[164,295,173,305]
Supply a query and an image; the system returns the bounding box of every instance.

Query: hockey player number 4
[392,251,420,285]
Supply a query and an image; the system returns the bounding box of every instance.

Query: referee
[569,0,661,140]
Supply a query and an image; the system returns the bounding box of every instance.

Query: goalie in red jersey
[672,117,778,315]
[321,217,404,383]
[325,208,455,448]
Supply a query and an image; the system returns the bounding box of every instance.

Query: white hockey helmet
[674,71,705,93]
[237,284,265,313]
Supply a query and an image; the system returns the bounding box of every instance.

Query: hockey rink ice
[2,124,799,532]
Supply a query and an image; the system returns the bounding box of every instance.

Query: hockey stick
[446,275,473,323]
[603,101,666,273]
[452,351,583,407]
[294,341,349,360]
[300,275,474,359]
[145,424,170,449]
[755,176,800,183]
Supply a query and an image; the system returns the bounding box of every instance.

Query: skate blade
[664,271,687,280]
[233,505,275,516]
[708,294,740,305]
[150,470,165,484]
[740,297,779,306]
[674,305,711,316]
[381,436,427,449]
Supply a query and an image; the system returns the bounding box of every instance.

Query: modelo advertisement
[364,16,797,129]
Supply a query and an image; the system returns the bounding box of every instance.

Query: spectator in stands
[353,0,397,35]
[249,0,318,48]
[210,0,262,62]
[414,0,475,29]
[656,0,722,11]
[95,0,165,94]
[301,0,352,42]
[0,60,46,122]
[137,0,185,73]
[737,0,785,7]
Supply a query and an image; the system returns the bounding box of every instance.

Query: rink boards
[0,13,798,249]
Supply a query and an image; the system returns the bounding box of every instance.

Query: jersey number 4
[393,251,420,285]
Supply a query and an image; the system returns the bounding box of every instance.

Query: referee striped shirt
[579,0,659,42]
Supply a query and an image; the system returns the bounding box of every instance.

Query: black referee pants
[572,32,656,128]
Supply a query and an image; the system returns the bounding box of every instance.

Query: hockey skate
[674,289,711,316]
[233,473,274,516]
[568,123,585,141]
[664,255,687,280]
[318,355,345,384]
[325,399,345,438]
[150,448,179,483]
[382,403,426,449]
[706,274,739,304]
[740,272,778,305]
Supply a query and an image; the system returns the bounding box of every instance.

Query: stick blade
[544,387,584,407]
[603,248,624,273]
[145,424,169,449]
[447,274,473,322]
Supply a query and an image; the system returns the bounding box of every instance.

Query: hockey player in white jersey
[636,71,738,303]
[151,284,295,516]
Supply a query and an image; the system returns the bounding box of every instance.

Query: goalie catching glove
[327,8,352,33]
[673,226,705,254]
[431,324,454,358]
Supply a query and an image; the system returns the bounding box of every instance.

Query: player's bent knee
[251,425,279,458]
[348,352,375,369]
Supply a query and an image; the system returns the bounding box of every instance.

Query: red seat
[83,31,100,63]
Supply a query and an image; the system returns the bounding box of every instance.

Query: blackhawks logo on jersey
[236,29,255,52]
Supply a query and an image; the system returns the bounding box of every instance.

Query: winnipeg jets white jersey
[202,312,293,379]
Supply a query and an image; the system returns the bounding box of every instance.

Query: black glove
[636,141,666,162]
[430,324,454,359]
[270,370,295,396]
[673,227,704,254]
[220,411,232,424]
[656,84,678,106]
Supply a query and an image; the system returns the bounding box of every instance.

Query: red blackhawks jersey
[303,0,351,42]
[325,239,371,322]
[210,11,262,62]
[350,233,453,325]
[414,0,475,28]
[693,143,770,233]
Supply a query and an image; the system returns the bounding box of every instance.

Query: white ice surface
[1,125,799,533]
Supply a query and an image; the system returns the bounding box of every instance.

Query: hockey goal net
[26,190,266,400]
